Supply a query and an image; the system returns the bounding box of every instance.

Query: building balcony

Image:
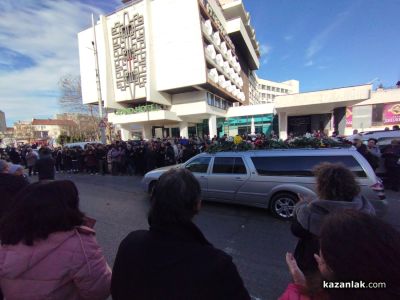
[219,0,259,54]
[224,17,259,70]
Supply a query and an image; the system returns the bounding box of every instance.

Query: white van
[64,142,101,149]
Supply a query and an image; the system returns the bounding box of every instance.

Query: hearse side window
[213,157,247,174]
[185,157,211,173]
[250,156,367,177]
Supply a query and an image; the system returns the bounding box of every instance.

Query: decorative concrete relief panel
[111,12,146,91]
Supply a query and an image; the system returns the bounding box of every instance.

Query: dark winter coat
[84,150,97,167]
[8,150,21,164]
[383,144,400,170]
[0,173,29,216]
[36,155,55,180]
[182,148,193,163]
[165,146,176,166]
[144,149,157,172]
[292,196,375,274]
[111,222,250,300]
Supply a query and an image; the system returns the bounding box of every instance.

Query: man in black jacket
[111,169,250,300]
[8,147,21,164]
[382,139,400,191]
[36,148,55,181]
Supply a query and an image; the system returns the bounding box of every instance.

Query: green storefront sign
[115,104,161,115]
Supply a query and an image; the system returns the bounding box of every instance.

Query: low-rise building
[275,84,400,139]
[56,113,100,140]
[348,87,400,134]
[31,119,77,141]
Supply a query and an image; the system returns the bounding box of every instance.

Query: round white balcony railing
[208,68,219,83]
[205,44,216,59]
[212,31,221,46]
[203,19,213,36]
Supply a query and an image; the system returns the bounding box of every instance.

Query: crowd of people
[0,136,217,178]
[1,128,399,191]
[0,164,399,299]
[0,129,398,174]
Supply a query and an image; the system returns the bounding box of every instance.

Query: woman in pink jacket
[0,180,111,300]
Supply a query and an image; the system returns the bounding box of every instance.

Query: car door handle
[235,177,243,181]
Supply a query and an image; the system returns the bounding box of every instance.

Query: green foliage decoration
[206,136,351,153]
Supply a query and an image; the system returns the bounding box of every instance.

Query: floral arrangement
[206,135,352,153]
[233,135,243,145]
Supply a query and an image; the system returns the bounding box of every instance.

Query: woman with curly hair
[291,162,375,277]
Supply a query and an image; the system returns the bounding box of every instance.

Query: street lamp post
[91,14,107,144]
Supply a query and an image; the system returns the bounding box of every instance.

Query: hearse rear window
[250,156,367,177]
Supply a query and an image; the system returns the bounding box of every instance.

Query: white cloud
[305,10,351,60]
[260,43,271,65]
[305,60,314,67]
[260,44,271,56]
[284,35,293,41]
[0,0,119,126]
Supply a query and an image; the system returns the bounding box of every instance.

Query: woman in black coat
[111,169,250,300]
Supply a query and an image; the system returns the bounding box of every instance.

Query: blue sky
[0,0,399,126]
[247,0,400,91]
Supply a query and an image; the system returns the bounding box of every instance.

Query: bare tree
[58,75,101,140]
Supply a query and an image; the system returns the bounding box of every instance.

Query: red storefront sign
[346,107,353,127]
[383,103,400,125]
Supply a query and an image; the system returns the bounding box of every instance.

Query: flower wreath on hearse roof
[206,135,353,153]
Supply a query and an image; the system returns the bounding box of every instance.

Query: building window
[216,98,222,109]
[372,104,384,126]
[207,93,215,106]
[207,92,231,110]
[267,86,271,91]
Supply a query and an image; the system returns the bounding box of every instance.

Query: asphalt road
[48,173,399,300]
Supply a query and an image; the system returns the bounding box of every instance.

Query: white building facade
[31,119,77,140]
[254,76,299,104]
[78,0,279,140]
